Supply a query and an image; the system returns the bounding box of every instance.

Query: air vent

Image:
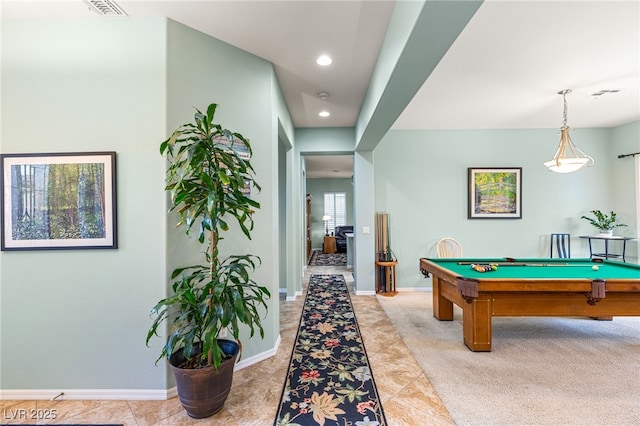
[590,89,621,97]
[83,0,128,16]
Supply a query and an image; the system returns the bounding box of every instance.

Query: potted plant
[146,103,270,418]
[580,210,627,237]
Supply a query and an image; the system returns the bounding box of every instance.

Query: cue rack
[376,212,398,295]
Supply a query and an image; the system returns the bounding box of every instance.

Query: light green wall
[611,120,640,259]
[353,151,376,294]
[374,127,637,290]
[1,18,168,390]
[2,11,636,396]
[296,127,355,153]
[278,136,288,294]
[279,118,300,299]
[356,0,482,149]
[164,19,280,372]
[1,17,285,394]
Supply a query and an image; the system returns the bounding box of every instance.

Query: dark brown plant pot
[169,340,239,418]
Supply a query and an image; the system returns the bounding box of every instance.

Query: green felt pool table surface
[419,257,640,351]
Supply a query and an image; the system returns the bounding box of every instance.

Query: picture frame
[215,134,250,160]
[468,167,522,219]
[1,152,117,250]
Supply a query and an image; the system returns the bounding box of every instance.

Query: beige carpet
[377,291,640,426]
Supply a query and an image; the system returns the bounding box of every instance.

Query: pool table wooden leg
[462,295,493,351]
[432,276,454,320]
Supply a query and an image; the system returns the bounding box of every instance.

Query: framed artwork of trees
[1,152,117,250]
[468,167,522,219]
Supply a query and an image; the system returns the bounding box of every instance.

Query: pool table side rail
[419,257,640,351]
[419,258,640,293]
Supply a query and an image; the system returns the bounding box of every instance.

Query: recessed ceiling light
[316,55,333,66]
[318,92,329,100]
[319,111,330,117]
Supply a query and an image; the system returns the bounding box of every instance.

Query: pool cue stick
[455,261,567,266]
[456,261,594,267]
[511,264,596,267]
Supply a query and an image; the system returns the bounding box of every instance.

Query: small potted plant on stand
[146,103,270,418]
[580,210,627,237]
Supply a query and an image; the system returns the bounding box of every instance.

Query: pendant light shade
[544,89,594,173]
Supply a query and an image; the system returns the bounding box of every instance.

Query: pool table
[419,257,640,351]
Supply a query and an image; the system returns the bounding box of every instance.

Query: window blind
[324,192,346,235]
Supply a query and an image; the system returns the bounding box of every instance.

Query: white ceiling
[2,0,639,178]
[395,0,640,130]
[305,155,353,179]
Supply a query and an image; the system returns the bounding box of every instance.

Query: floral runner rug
[274,274,387,426]
[308,250,347,266]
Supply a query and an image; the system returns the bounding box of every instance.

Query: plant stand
[376,259,398,296]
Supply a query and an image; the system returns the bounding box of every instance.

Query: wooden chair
[550,233,570,258]
[437,237,463,258]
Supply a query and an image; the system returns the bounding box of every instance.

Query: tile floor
[1,265,453,425]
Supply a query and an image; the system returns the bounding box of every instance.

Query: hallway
[0,264,453,425]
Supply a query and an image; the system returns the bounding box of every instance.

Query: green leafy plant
[580,210,627,231]
[146,103,270,370]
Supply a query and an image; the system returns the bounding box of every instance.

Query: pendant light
[544,89,594,173]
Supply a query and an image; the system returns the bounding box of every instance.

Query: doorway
[303,154,354,262]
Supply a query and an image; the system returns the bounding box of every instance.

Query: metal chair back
[550,233,570,258]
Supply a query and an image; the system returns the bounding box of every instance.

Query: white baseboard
[167,386,177,399]
[285,289,303,301]
[355,286,432,296]
[234,334,281,371]
[354,290,376,295]
[1,336,282,401]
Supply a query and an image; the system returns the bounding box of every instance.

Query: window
[323,192,346,236]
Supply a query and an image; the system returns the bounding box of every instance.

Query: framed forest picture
[1,152,117,250]
[468,167,522,219]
